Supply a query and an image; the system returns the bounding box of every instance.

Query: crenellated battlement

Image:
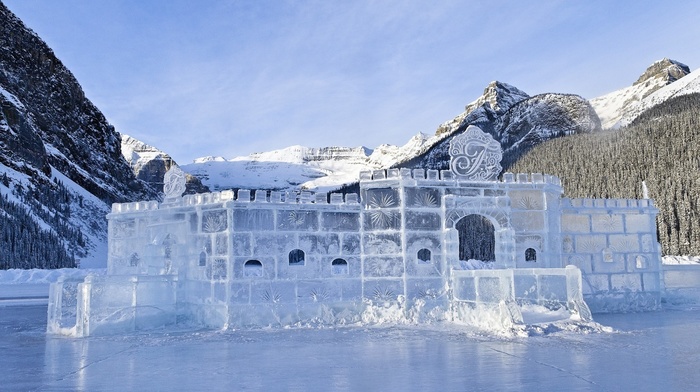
[111,200,160,213]
[229,189,359,206]
[110,189,360,214]
[359,168,562,186]
[563,198,656,209]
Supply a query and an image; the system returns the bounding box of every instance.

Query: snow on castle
[48,126,663,336]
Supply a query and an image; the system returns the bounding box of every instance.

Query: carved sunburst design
[414,192,437,208]
[368,193,397,229]
[203,213,226,233]
[288,211,306,227]
[599,215,619,231]
[611,239,638,252]
[373,286,395,302]
[310,288,330,302]
[517,196,540,210]
[577,238,604,253]
[517,235,543,250]
[417,288,439,299]
[262,289,281,303]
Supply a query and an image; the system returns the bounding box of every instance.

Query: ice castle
[48,126,663,336]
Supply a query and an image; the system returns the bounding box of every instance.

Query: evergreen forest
[508,93,700,256]
[0,176,79,269]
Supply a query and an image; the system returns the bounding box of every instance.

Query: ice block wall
[222,190,365,327]
[561,198,663,312]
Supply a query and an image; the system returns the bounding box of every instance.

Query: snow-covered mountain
[617,66,700,126]
[436,81,530,137]
[399,93,601,171]
[182,80,600,192]
[590,58,691,128]
[121,135,174,186]
[121,135,208,194]
[0,3,159,268]
[182,134,437,192]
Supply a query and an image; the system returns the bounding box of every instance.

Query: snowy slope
[590,58,691,128]
[0,161,110,268]
[183,135,436,192]
[618,67,700,125]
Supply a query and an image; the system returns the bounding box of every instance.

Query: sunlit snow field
[2,303,700,391]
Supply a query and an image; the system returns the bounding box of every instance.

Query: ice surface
[4,304,700,391]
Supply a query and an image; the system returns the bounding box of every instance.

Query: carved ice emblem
[449,125,502,181]
[163,166,186,200]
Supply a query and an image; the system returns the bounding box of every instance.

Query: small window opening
[289,249,305,266]
[331,258,348,275]
[602,248,613,263]
[525,248,537,262]
[199,251,207,267]
[636,255,648,269]
[417,248,431,264]
[244,260,263,277]
[129,253,140,267]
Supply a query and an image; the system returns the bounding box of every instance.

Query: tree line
[0,177,79,269]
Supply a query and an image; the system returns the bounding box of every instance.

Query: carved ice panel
[449,125,502,181]
[163,166,186,200]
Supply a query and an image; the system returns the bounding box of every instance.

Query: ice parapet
[48,275,177,336]
[48,126,664,336]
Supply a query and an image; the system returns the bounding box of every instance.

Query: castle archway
[455,214,495,262]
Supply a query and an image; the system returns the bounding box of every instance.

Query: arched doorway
[455,214,495,261]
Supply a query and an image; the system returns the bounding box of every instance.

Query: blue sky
[5,0,700,164]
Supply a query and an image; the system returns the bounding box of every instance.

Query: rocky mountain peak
[436,81,529,137]
[121,134,208,195]
[473,81,529,113]
[633,58,690,88]
[590,58,693,129]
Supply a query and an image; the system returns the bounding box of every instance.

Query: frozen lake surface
[2,304,700,391]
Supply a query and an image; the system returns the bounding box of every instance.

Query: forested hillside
[0,178,78,269]
[508,93,700,256]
